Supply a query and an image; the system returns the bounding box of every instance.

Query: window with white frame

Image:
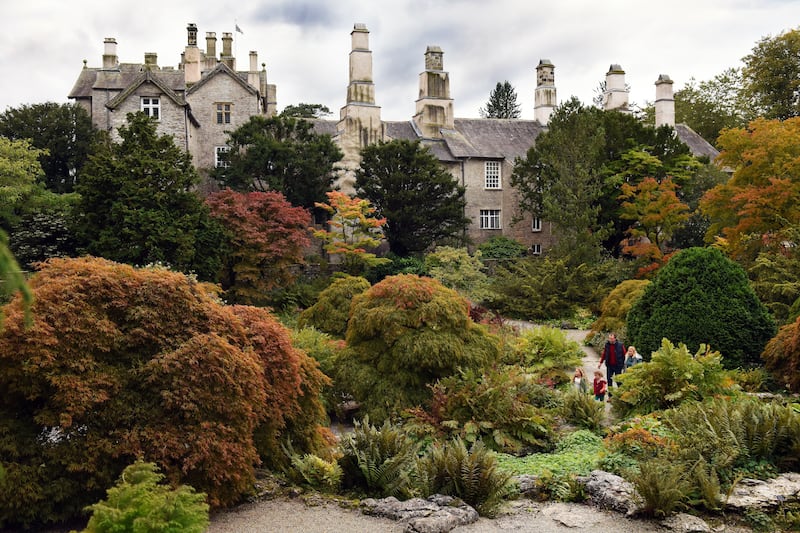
[141,97,160,120]
[215,146,230,168]
[479,209,501,230]
[216,103,232,124]
[530,243,542,255]
[531,217,542,232]
[484,161,501,189]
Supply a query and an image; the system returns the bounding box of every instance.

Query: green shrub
[587,279,649,338]
[404,366,556,454]
[82,460,209,533]
[415,439,514,518]
[338,418,418,498]
[478,236,527,260]
[335,274,501,422]
[424,246,493,305]
[506,326,584,387]
[612,339,736,417]
[560,388,606,432]
[297,275,371,337]
[630,458,690,517]
[627,247,776,369]
[663,396,800,483]
[365,254,427,284]
[530,470,587,502]
[290,454,343,493]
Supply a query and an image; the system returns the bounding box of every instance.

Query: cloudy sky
[1,0,798,121]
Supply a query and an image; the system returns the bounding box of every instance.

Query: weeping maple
[0,257,329,528]
[206,189,312,304]
[335,274,501,422]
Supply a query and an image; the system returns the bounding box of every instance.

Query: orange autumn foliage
[0,257,329,528]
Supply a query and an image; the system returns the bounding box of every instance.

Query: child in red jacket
[593,370,607,401]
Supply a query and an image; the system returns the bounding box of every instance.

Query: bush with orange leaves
[0,257,330,529]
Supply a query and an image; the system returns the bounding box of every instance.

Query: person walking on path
[598,333,625,396]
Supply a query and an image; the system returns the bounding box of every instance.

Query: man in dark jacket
[598,333,625,396]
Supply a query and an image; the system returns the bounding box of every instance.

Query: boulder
[360,494,479,533]
[582,470,639,515]
[725,473,800,511]
[661,512,712,532]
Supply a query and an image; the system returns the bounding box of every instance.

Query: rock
[661,512,712,532]
[724,473,800,511]
[360,494,479,532]
[583,470,639,515]
[516,474,543,499]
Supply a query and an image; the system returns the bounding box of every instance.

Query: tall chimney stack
[654,74,675,128]
[184,23,201,84]
[221,32,234,68]
[534,59,556,125]
[206,32,217,58]
[248,51,260,88]
[103,37,118,69]
[603,64,630,113]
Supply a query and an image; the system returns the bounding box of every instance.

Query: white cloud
[1,0,798,121]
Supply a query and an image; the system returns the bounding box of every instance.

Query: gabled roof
[186,62,258,96]
[69,64,186,99]
[104,69,186,110]
[674,124,720,161]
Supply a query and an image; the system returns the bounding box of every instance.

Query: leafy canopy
[742,27,800,120]
[206,189,311,304]
[0,102,96,193]
[356,139,469,256]
[213,114,342,212]
[74,112,226,281]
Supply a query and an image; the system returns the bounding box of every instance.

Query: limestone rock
[725,473,800,511]
[661,512,712,532]
[360,494,479,533]
[583,470,639,515]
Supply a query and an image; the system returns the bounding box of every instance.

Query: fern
[630,458,689,517]
[415,439,513,518]
[560,388,606,431]
[338,417,418,498]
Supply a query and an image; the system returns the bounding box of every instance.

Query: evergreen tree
[0,102,97,193]
[356,139,470,256]
[213,115,342,212]
[742,27,800,120]
[74,113,226,281]
[479,81,521,118]
[627,247,776,368]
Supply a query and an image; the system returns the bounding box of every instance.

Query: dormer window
[141,97,160,120]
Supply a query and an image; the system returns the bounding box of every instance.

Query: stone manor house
[69,23,717,253]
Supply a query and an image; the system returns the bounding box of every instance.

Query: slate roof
[674,123,719,161]
[309,119,338,136]
[448,119,543,160]
[69,64,186,99]
[105,69,187,109]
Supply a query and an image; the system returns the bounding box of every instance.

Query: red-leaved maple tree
[207,189,312,304]
[0,257,329,528]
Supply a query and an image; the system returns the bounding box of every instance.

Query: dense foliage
[356,139,469,256]
[83,461,209,533]
[0,102,96,193]
[0,257,329,527]
[424,246,492,305]
[212,115,342,212]
[477,236,527,260]
[335,274,500,422]
[612,339,735,417]
[73,113,226,281]
[762,315,800,392]
[506,326,584,386]
[297,275,371,337]
[489,257,627,320]
[206,189,311,304]
[742,27,800,120]
[405,366,555,454]
[626,247,775,368]
[588,279,649,338]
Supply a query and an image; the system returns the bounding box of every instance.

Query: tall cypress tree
[479,81,521,119]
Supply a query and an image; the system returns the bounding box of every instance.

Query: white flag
[235,24,244,34]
